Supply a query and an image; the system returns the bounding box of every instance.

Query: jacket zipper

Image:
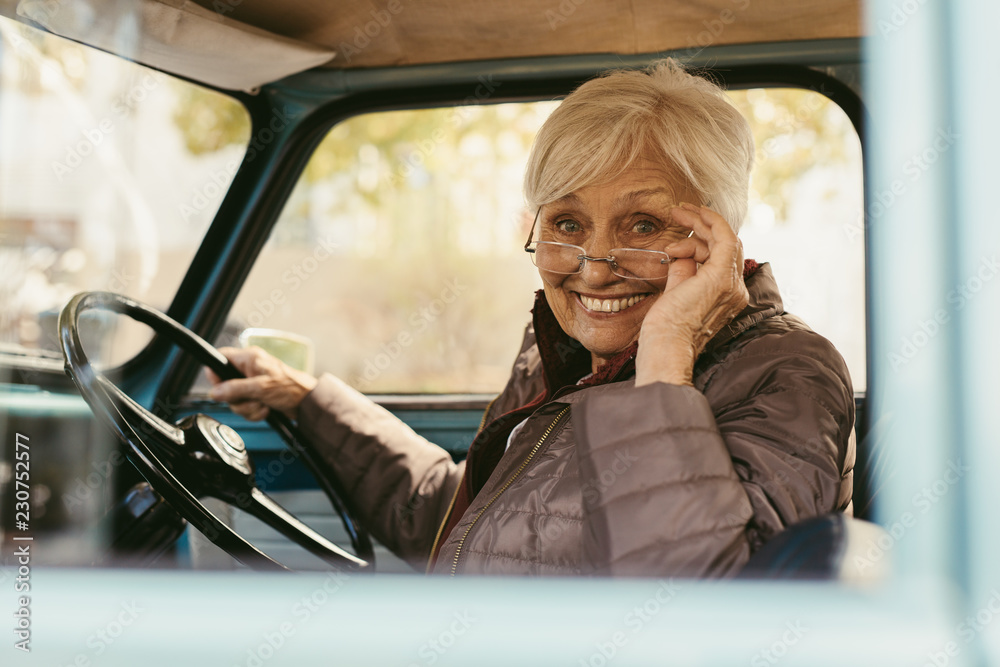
[425,395,500,573]
[475,395,500,434]
[449,405,571,576]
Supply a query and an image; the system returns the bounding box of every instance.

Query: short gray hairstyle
[524,59,754,231]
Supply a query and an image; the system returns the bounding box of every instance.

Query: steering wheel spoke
[96,376,185,446]
[242,488,368,569]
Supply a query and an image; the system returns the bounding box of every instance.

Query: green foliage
[169,82,250,155]
[729,88,855,223]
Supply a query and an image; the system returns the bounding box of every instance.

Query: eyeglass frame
[522,207,687,280]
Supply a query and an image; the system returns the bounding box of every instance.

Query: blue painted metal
[865,0,962,584]
[0,383,93,418]
[0,568,957,666]
[945,1,1000,664]
[865,0,999,663]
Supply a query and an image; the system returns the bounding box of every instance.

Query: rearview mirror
[238,328,315,374]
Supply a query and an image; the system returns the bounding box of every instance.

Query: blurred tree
[170,83,250,154]
[729,88,854,223]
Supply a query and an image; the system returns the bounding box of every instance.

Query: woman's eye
[555,219,581,233]
[632,220,657,234]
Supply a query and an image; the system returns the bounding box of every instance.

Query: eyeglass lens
[531,243,670,280]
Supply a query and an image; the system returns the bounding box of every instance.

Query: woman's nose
[578,253,620,285]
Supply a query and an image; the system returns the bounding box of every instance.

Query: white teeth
[581,294,647,313]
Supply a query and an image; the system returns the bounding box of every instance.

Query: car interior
[0,0,876,575]
[2,0,996,664]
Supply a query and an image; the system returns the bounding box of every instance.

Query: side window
[225,102,556,394]
[729,89,865,389]
[226,88,864,394]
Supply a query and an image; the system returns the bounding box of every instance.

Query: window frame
[151,45,868,413]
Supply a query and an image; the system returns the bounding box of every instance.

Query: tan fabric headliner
[205,0,862,69]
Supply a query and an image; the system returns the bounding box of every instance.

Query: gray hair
[524,59,754,231]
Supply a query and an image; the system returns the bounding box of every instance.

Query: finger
[665,257,697,290]
[665,236,710,264]
[673,206,744,275]
[229,400,270,422]
[209,377,266,403]
[668,206,715,250]
[671,204,737,250]
[216,346,272,377]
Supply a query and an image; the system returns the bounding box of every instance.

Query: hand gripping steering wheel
[59,291,374,572]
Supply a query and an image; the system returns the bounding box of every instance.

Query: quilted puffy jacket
[297,262,855,576]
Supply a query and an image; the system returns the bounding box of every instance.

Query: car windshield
[0,16,249,367]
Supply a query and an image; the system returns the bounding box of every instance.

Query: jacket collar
[531,259,780,393]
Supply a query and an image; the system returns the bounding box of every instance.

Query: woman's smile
[574,291,653,314]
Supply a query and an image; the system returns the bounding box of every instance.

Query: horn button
[176,414,255,495]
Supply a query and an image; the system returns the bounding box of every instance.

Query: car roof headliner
[3,0,862,90]
[219,0,863,68]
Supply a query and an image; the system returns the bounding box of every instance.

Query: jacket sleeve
[571,329,855,577]
[297,374,464,565]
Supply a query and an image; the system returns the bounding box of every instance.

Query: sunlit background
[0,16,865,395]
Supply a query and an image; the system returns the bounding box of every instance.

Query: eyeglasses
[523,209,678,281]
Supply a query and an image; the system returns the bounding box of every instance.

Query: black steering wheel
[58,291,374,572]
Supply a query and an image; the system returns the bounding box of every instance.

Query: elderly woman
[208,59,855,577]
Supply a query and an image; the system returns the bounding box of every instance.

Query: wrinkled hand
[206,346,318,421]
[636,203,749,387]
